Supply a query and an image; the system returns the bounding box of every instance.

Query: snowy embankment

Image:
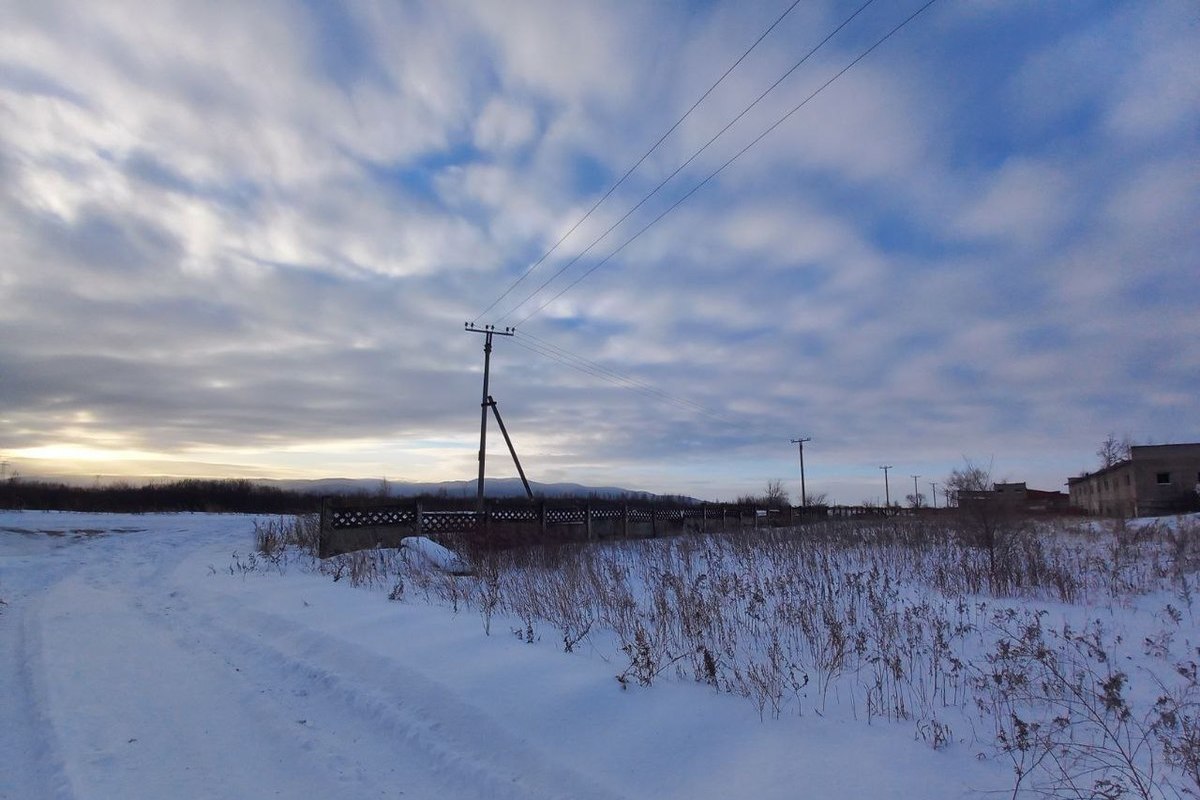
[2,511,1197,799]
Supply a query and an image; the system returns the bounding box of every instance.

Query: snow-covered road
[1,512,1005,799]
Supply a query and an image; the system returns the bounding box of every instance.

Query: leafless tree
[944,461,992,506]
[763,479,790,509]
[944,459,1022,592]
[1097,433,1133,469]
[806,491,830,507]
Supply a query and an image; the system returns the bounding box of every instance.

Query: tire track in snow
[38,570,430,800]
[0,539,86,800]
[30,523,625,800]
[1,594,78,800]
[133,584,627,800]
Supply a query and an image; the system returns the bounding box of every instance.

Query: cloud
[474,97,539,154]
[953,158,1076,248]
[0,0,1196,502]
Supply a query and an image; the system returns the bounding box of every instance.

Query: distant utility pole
[880,465,893,508]
[791,437,812,507]
[911,474,921,508]
[464,323,533,513]
[930,481,938,509]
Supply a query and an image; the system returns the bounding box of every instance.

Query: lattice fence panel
[421,512,479,534]
[491,508,540,523]
[330,506,417,530]
[546,508,586,525]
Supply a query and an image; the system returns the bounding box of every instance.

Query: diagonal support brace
[486,395,533,501]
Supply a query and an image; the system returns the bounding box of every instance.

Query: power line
[495,0,879,326]
[519,330,735,422]
[513,332,793,446]
[510,334,733,424]
[513,0,940,327]
[472,0,804,324]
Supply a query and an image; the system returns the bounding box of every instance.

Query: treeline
[0,479,701,515]
[0,479,323,515]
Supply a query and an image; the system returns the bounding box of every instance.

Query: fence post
[651,507,658,538]
[701,504,707,533]
[622,503,629,538]
[586,501,594,541]
[415,502,423,536]
[319,496,330,559]
[721,505,727,532]
[540,501,547,537]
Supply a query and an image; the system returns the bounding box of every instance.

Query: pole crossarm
[464,322,516,337]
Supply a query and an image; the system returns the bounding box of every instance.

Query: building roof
[1068,442,1200,485]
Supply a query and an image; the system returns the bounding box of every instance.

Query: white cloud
[0,0,1196,500]
[474,97,539,153]
[953,158,1076,249]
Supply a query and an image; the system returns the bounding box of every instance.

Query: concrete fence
[317,496,908,558]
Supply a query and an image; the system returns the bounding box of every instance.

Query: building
[956,482,1071,515]
[992,482,1071,513]
[1067,443,1200,517]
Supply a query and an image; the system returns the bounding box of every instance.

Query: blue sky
[1,0,1197,504]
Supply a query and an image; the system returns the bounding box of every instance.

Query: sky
[1,0,1197,505]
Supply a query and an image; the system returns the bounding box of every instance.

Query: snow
[2,511,1193,798]
[401,535,471,575]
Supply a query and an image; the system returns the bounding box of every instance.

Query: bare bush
[972,609,1200,799]
[242,510,1200,795]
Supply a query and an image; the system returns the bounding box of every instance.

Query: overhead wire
[519,330,722,418]
[513,0,940,328]
[511,331,789,443]
[470,0,940,453]
[493,0,879,326]
[472,0,804,325]
[508,332,739,426]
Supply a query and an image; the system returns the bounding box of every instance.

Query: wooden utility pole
[880,465,893,509]
[465,323,515,512]
[911,474,921,509]
[791,437,812,507]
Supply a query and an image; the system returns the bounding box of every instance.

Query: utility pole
[911,474,921,509]
[464,323,516,513]
[880,465,892,509]
[930,481,938,509]
[791,437,812,507]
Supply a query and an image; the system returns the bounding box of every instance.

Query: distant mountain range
[23,473,686,502]
[258,476,667,501]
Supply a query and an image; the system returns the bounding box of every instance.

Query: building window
[1156,472,1171,485]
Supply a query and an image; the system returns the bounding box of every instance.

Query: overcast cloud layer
[2,0,1197,503]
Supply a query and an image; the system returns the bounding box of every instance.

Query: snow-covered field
[2,511,1197,799]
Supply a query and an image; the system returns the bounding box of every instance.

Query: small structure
[1067,443,1200,517]
[957,482,1070,516]
[993,482,1071,513]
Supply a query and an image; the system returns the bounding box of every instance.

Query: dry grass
[254,513,1200,797]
